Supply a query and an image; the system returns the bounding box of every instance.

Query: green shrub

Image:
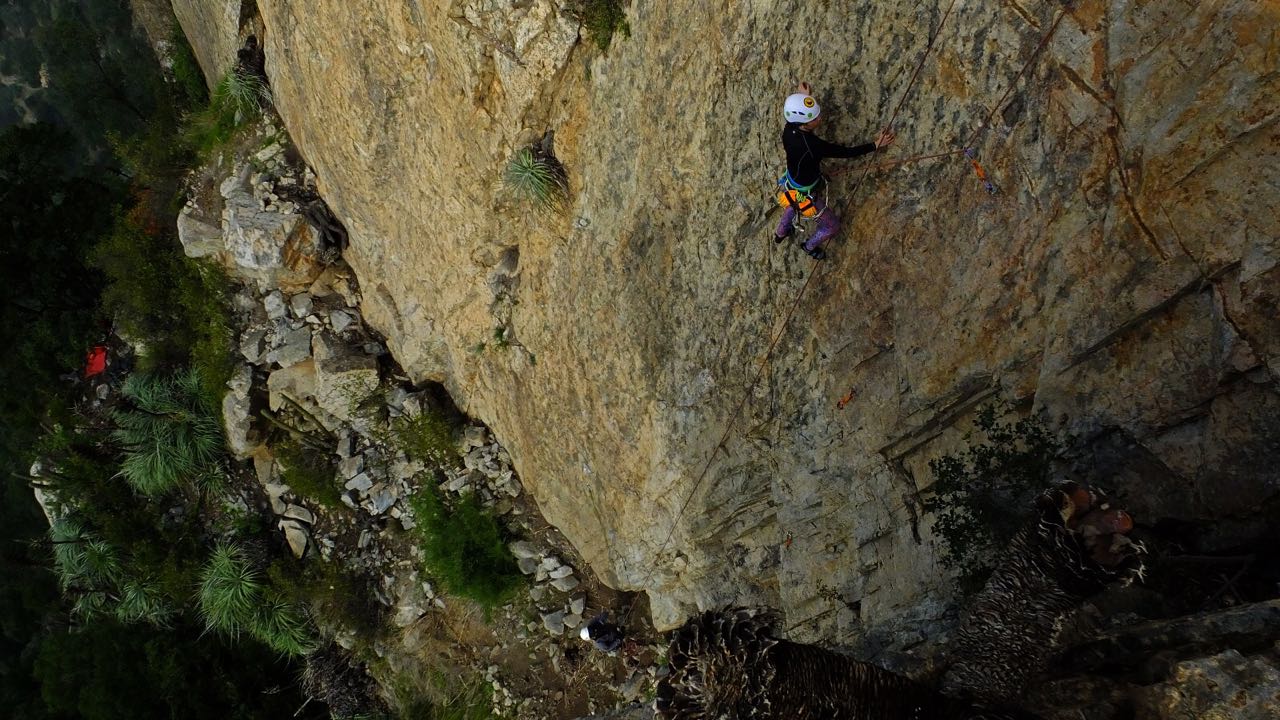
[924,405,1060,591]
[575,0,630,51]
[393,409,460,468]
[198,542,262,638]
[409,486,522,610]
[504,146,568,215]
[113,370,224,496]
[92,212,235,386]
[275,436,343,509]
[267,560,384,639]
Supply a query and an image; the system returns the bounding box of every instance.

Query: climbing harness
[776,172,826,220]
[964,148,998,194]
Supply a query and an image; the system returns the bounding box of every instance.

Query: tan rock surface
[171,0,1280,639]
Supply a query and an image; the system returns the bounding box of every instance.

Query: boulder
[177,209,223,258]
[290,292,313,318]
[267,326,313,368]
[266,359,317,412]
[221,165,326,292]
[312,332,380,422]
[262,290,288,320]
[278,518,310,559]
[281,504,315,524]
[239,327,268,363]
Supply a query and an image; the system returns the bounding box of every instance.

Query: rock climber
[776,81,896,260]
[579,611,624,653]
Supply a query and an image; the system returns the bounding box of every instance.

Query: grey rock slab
[337,455,364,480]
[281,504,315,524]
[330,309,354,333]
[550,576,580,593]
[345,472,373,492]
[279,519,310,559]
[177,210,223,258]
[570,596,586,615]
[542,610,565,635]
[517,557,539,575]
[289,292,314,318]
[263,291,287,319]
[270,326,313,368]
[509,540,540,559]
[239,327,268,363]
[549,565,575,580]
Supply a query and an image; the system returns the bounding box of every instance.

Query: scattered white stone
[341,493,358,510]
[517,557,539,575]
[570,596,585,615]
[564,613,582,629]
[399,515,416,531]
[255,143,283,163]
[529,585,546,602]
[358,529,372,549]
[549,565,574,580]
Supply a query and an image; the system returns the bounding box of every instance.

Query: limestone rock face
[187,0,1280,638]
[170,0,242,90]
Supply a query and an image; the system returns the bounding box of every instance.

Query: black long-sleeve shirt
[782,122,876,188]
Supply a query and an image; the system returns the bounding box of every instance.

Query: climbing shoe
[774,226,794,244]
[805,246,827,261]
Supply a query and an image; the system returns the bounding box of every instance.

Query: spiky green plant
[115,578,176,626]
[49,517,89,588]
[198,542,262,638]
[252,590,315,657]
[113,370,223,496]
[504,147,568,215]
[72,590,111,619]
[213,67,270,121]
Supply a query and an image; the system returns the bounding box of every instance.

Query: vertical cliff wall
[179,0,1279,642]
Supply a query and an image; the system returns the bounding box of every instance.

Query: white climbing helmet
[784,93,821,123]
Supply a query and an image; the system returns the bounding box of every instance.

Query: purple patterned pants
[776,192,840,251]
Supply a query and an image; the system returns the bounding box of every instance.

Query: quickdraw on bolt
[964,148,998,195]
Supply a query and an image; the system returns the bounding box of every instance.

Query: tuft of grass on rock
[504,146,568,215]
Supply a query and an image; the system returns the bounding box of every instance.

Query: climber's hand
[798,82,812,95]
[874,128,897,149]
